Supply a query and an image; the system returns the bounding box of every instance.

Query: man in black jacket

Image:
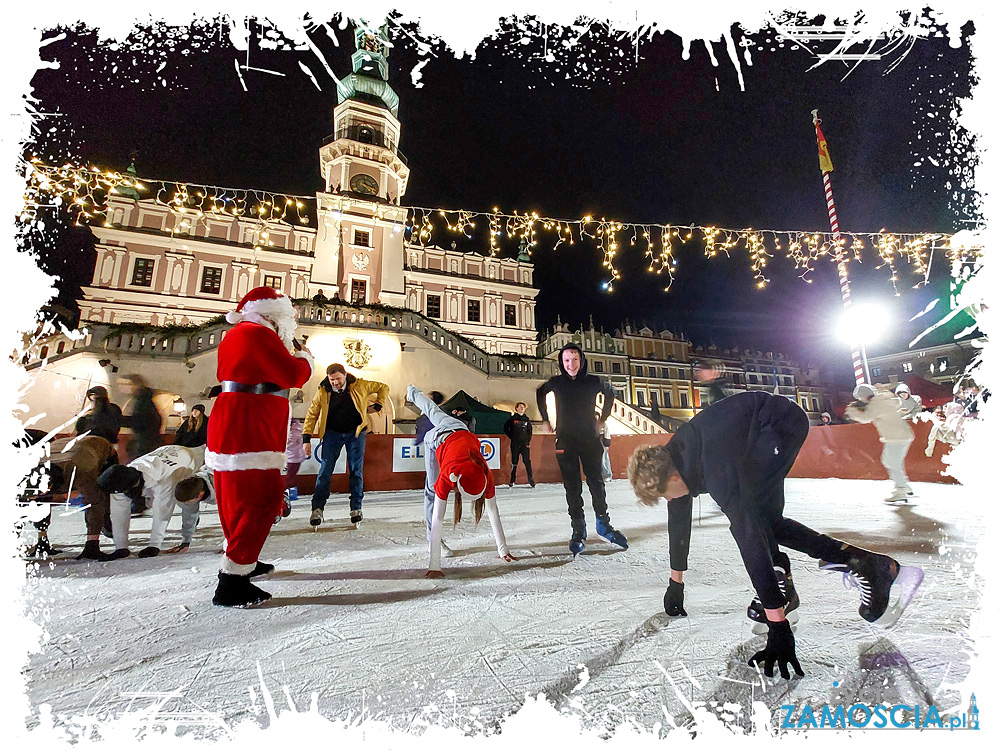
[537,343,627,555]
[627,391,924,679]
[503,402,535,488]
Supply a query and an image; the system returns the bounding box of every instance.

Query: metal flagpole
[812,109,866,386]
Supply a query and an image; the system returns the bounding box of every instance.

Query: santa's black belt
[220,380,290,398]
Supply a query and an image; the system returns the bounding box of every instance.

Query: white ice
[20,478,982,737]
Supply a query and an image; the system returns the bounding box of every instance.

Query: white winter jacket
[844,393,914,444]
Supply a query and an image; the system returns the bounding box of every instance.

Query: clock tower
[311,21,409,307]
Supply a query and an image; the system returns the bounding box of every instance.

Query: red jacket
[433,430,494,501]
[206,322,312,472]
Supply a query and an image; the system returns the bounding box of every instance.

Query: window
[680,391,689,408]
[200,266,223,294]
[634,365,644,377]
[467,299,481,323]
[902,362,913,373]
[811,398,819,412]
[426,294,441,319]
[872,366,882,377]
[662,391,672,408]
[350,278,367,305]
[936,356,950,370]
[636,391,646,407]
[614,390,625,401]
[663,367,672,379]
[504,303,517,326]
[131,258,155,287]
[612,362,622,374]
[593,361,604,373]
[263,275,281,290]
[353,229,370,247]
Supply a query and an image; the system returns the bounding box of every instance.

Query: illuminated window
[263,275,281,290]
[353,230,370,247]
[902,362,913,373]
[200,267,222,294]
[504,304,516,326]
[131,258,155,287]
[351,279,367,305]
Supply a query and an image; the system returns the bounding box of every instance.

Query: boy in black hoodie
[503,401,535,488]
[627,391,924,680]
[536,343,627,555]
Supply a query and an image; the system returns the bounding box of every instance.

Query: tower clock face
[350,174,379,196]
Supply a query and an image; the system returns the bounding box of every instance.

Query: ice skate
[212,572,271,608]
[440,541,455,558]
[350,509,363,527]
[885,487,911,504]
[569,521,587,557]
[748,560,800,635]
[309,508,323,530]
[281,490,292,517]
[595,517,628,550]
[819,546,924,627]
[249,561,275,578]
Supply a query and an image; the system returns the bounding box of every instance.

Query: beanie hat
[226,286,295,326]
[451,459,487,501]
[894,383,911,395]
[853,384,876,400]
[97,464,143,494]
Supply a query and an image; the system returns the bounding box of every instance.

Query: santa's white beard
[243,311,297,350]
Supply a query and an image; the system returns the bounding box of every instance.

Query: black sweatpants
[555,436,609,527]
[509,443,533,485]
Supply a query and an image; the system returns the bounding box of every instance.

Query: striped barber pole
[813,111,865,385]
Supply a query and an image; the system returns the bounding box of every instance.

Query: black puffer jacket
[535,343,614,443]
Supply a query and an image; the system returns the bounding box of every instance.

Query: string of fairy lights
[21,158,983,294]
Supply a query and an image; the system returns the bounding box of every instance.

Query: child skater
[407,384,515,578]
[627,390,924,680]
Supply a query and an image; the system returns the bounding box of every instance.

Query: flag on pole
[816,123,834,173]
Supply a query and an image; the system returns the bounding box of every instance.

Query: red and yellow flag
[816,123,834,173]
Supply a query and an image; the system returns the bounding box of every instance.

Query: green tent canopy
[440,390,512,435]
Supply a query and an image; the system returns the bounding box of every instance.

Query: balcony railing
[323,126,408,165]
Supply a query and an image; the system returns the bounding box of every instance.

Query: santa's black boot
[212,572,272,608]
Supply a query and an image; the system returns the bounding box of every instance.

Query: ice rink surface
[20,477,982,736]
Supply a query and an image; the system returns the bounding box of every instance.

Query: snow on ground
[20,477,982,737]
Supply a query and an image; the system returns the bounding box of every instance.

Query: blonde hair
[627,444,676,507]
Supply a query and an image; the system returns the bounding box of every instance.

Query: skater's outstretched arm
[484,496,515,562]
[427,493,448,576]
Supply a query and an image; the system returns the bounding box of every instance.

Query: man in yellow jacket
[303,363,389,528]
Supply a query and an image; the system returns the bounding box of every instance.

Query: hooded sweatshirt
[536,344,615,442]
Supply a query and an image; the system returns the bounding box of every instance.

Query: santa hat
[226,286,295,326]
[451,458,487,501]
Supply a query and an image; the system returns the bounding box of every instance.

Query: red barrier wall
[108,421,958,496]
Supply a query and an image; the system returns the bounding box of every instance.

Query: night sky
[24,12,979,386]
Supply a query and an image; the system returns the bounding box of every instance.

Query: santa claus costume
[207,287,313,607]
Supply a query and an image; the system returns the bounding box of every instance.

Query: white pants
[881,440,912,492]
[110,488,199,550]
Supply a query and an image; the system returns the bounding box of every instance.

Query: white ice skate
[885,488,915,505]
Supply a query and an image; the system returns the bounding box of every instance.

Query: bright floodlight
[837,303,889,345]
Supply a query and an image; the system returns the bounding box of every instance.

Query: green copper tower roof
[335,21,399,117]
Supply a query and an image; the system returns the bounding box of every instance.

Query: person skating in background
[97,443,208,559]
[503,401,534,488]
[536,343,627,556]
[894,383,923,420]
[281,417,307,519]
[174,404,209,447]
[819,412,833,426]
[925,405,964,458]
[451,407,477,433]
[75,386,124,445]
[627,391,924,680]
[27,435,120,560]
[693,362,728,406]
[206,286,313,607]
[118,374,163,462]
[303,363,388,529]
[407,384,514,577]
[844,383,915,503]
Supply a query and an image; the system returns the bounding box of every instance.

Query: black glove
[663,579,687,617]
[748,620,804,679]
[137,546,160,558]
